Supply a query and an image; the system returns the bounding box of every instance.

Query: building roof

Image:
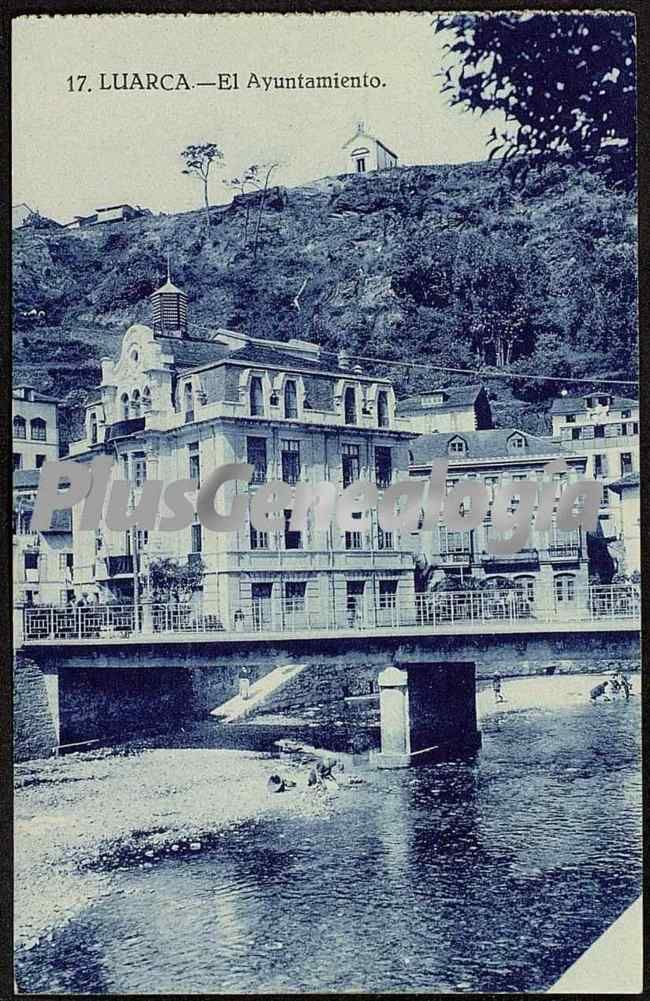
[409,428,568,465]
[607,472,640,493]
[13,385,63,405]
[550,394,639,416]
[396,384,485,415]
[341,126,397,159]
[151,279,186,296]
[96,204,136,212]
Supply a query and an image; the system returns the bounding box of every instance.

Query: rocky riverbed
[14,745,340,951]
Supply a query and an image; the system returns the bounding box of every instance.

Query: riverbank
[14,746,339,950]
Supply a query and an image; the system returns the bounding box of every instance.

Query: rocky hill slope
[13,160,637,441]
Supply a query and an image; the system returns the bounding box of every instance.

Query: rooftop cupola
[150,257,187,339]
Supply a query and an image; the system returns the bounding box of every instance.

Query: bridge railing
[21,584,640,642]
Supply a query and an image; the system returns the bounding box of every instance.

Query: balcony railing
[20,585,640,643]
[106,554,134,576]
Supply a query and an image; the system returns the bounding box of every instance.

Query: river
[15,674,641,994]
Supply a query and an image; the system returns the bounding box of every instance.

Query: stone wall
[14,655,58,761]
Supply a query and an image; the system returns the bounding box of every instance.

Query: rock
[267,775,285,793]
[171,844,179,851]
[189,842,202,851]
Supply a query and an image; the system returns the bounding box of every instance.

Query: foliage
[180,142,225,226]
[435,12,636,185]
[148,556,205,603]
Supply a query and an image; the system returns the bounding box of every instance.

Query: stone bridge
[15,618,640,762]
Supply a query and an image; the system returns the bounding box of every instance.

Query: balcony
[20,584,640,644]
[545,545,581,562]
[107,554,134,576]
[105,417,146,441]
[437,549,471,568]
[481,548,540,568]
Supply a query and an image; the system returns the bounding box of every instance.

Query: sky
[12,13,506,223]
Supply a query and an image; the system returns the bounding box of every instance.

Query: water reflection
[16,676,641,994]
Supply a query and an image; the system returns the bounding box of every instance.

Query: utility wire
[188,322,639,389]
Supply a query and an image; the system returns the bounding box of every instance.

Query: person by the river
[492,673,505,704]
[238,666,251,700]
[590,679,613,703]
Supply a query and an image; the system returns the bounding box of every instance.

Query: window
[622,409,632,419]
[60,590,75,606]
[356,157,366,173]
[59,552,74,571]
[250,376,264,416]
[13,416,26,439]
[602,486,610,506]
[346,580,365,622]
[188,442,200,484]
[30,417,46,441]
[620,452,633,476]
[565,415,576,424]
[131,390,141,418]
[377,390,389,428]
[555,574,576,603]
[284,380,298,419]
[342,443,360,487]
[594,425,605,439]
[35,454,46,468]
[142,386,152,412]
[250,525,269,550]
[183,383,194,422]
[515,577,535,604]
[89,412,98,444]
[375,446,392,489]
[191,517,202,554]
[285,581,306,612]
[571,428,581,440]
[281,440,301,485]
[247,437,267,484]
[594,454,608,478]
[440,526,470,554]
[344,386,357,425]
[345,513,363,550]
[120,393,130,420]
[24,551,38,570]
[284,509,302,550]
[13,453,22,470]
[133,452,147,487]
[379,579,398,609]
[377,526,394,550]
[448,437,467,455]
[508,435,526,450]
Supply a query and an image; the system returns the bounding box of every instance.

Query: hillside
[13,160,637,443]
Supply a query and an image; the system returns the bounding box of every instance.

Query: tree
[251,162,279,262]
[435,12,636,185]
[180,142,225,231]
[148,556,205,604]
[224,165,263,248]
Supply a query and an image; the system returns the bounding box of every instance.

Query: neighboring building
[408,428,593,615]
[551,391,639,545]
[12,386,61,472]
[13,471,74,608]
[66,204,150,228]
[608,473,641,576]
[342,122,399,174]
[12,203,35,229]
[396,385,493,435]
[67,275,417,629]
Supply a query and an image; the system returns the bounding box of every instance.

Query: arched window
[13,415,26,440]
[131,390,141,418]
[30,417,46,441]
[250,376,264,416]
[142,386,152,412]
[120,393,130,420]
[183,383,194,421]
[507,434,527,452]
[284,380,298,419]
[344,386,357,425]
[377,390,389,428]
[89,412,98,445]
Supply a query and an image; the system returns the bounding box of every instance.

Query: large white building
[67,277,418,630]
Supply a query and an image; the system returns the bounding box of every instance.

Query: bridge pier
[373,662,481,768]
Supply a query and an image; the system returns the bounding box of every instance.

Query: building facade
[12,386,61,471]
[408,428,594,617]
[608,473,641,576]
[67,280,418,630]
[342,122,399,174]
[395,385,493,435]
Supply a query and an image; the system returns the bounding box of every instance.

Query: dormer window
[377,390,389,428]
[344,386,357,425]
[250,376,264,417]
[508,434,527,451]
[284,380,298,419]
[448,437,467,455]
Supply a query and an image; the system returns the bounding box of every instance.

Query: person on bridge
[492,673,505,704]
